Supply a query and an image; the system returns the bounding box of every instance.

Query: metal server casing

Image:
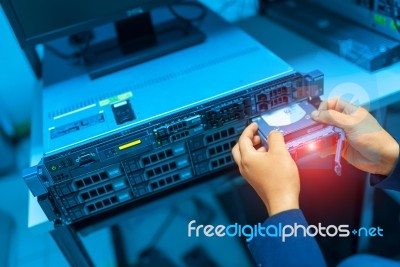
[252,99,345,175]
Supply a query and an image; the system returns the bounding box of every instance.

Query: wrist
[265,195,300,216]
[379,138,399,176]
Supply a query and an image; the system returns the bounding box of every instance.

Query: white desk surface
[28,15,400,231]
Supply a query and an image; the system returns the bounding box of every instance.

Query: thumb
[311,109,351,129]
[267,130,287,153]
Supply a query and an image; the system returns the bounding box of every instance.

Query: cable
[44,45,81,60]
[146,208,177,249]
[387,0,400,33]
[175,197,215,224]
[168,1,208,23]
[44,31,93,61]
[228,178,250,226]
[145,198,214,250]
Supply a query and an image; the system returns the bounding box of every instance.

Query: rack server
[23,10,324,225]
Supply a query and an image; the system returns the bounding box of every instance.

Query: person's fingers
[238,123,258,157]
[317,99,330,112]
[267,130,287,153]
[232,143,241,166]
[318,98,343,112]
[252,135,261,146]
[257,146,267,152]
[318,98,357,115]
[252,135,265,151]
[311,109,353,129]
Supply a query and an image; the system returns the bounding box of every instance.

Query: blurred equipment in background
[0,210,15,267]
[263,0,400,71]
[182,246,219,267]
[0,111,16,175]
[1,0,206,79]
[137,248,178,267]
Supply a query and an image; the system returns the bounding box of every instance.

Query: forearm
[248,209,326,267]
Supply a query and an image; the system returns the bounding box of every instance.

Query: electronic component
[266,0,400,71]
[253,99,345,176]
[24,70,324,224]
[50,113,105,139]
[1,0,207,79]
[112,100,136,125]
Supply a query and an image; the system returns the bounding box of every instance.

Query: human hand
[311,98,399,176]
[232,123,300,216]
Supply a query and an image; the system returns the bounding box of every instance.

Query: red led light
[308,142,317,150]
[292,139,323,159]
[307,140,322,151]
